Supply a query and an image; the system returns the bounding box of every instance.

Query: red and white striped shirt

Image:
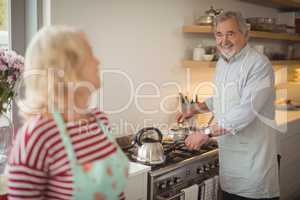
[8,109,125,200]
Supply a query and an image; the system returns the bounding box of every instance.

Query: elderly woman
[7,26,128,200]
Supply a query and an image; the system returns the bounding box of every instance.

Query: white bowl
[202,54,214,61]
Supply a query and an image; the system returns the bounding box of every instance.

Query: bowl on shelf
[202,54,214,61]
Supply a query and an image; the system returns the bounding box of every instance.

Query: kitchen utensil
[169,127,190,142]
[193,44,206,61]
[206,115,214,127]
[134,127,165,165]
[246,17,276,32]
[202,54,214,61]
[274,24,288,33]
[247,17,276,24]
[197,15,214,25]
[196,6,223,25]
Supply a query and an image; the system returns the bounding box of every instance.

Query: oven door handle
[156,191,185,200]
[156,182,205,200]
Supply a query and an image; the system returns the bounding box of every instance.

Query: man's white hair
[214,11,249,40]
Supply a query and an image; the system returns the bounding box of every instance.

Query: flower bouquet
[0,48,24,114]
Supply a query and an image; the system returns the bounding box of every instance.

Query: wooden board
[183,25,300,42]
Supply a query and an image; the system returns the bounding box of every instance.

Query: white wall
[49,0,280,136]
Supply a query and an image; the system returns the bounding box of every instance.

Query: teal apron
[53,112,129,200]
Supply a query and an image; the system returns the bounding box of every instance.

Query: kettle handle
[135,127,163,146]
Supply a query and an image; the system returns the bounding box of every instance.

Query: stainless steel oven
[148,149,219,200]
[117,135,220,200]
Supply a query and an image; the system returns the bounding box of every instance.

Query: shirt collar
[220,44,250,64]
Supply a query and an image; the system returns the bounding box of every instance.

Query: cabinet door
[124,172,147,200]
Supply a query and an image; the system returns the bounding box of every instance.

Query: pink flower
[7,75,14,84]
[0,48,24,114]
[0,64,7,71]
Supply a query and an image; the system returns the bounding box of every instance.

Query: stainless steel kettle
[196,6,223,25]
[134,127,165,165]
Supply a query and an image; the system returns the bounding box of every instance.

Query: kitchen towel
[214,176,219,200]
[200,176,219,200]
[180,184,199,200]
[199,183,205,200]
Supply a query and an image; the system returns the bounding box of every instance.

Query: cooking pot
[196,6,223,25]
[246,17,276,32]
[168,127,190,142]
[197,15,214,25]
[134,127,165,165]
[246,17,276,25]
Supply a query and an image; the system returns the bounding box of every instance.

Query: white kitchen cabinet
[124,162,151,200]
[278,132,300,200]
[275,111,300,200]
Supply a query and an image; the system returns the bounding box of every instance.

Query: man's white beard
[220,49,235,60]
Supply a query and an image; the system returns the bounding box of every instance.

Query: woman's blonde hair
[18,25,90,119]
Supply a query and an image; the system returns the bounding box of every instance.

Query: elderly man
[177,11,280,200]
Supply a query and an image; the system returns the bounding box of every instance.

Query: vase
[0,114,13,175]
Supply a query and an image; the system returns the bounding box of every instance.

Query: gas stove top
[116,135,218,171]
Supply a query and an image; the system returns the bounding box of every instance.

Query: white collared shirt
[205,44,280,198]
[205,44,275,134]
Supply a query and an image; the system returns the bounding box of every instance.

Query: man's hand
[176,109,195,123]
[184,131,209,150]
[210,122,228,136]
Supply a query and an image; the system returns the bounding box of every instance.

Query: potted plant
[0,48,23,175]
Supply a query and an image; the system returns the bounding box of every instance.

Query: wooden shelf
[271,60,300,65]
[183,25,214,33]
[250,31,300,41]
[275,82,300,89]
[238,0,300,11]
[182,60,217,68]
[183,60,300,68]
[183,25,300,42]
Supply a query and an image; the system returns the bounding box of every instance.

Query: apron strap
[95,118,116,143]
[52,112,117,167]
[52,111,78,167]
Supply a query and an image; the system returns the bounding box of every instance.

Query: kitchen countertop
[276,109,300,126]
[128,161,151,178]
[275,109,300,135]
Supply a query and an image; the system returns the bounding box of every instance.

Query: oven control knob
[210,163,216,169]
[215,160,219,167]
[174,177,181,183]
[168,180,174,186]
[159,182,167,189]
[197,167,204,174]
[204,164,210,171]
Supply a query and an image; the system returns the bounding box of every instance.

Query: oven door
[156,191,185,200]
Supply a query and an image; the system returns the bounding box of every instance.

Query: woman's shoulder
[11,116,59,165]
[17,115,58,142]
[90,108,110,121]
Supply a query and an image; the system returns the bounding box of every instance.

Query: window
[0,0,8,50]
[0,0,9,127]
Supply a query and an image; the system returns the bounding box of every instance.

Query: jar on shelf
[193,44,205,61]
